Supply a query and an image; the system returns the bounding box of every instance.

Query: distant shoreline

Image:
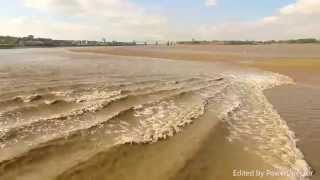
[2,42,320,50]
[0,45,140,50]
[70,44,320,86]
[1,35,320,50]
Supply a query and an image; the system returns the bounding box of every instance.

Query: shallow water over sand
[265,85,320,180]
[0,48,312,180]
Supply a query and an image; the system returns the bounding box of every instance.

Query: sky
[1,0,320,41]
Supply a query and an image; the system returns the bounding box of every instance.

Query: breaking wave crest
[0,71,312,180]
[216,72,312,179]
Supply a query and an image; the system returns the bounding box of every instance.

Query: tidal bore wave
[0,49,312,180]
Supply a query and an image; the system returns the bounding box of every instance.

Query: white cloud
[23,0,164,25]
[1,16,104,40]
[205,0,217,7]
[195,0,320,40]
[261,16,279,23]
[1,0,169,41]
[280,0,320,15]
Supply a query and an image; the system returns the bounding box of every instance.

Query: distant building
[24,40,45,46]
[1,35,141,47]
[80,40,87,45]
[87,41,99,46]
[27,35,34,40]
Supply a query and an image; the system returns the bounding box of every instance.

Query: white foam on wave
[216,72,312,180]
[74,90,122,103]
[0,89,126,150]
[115,98,207,144]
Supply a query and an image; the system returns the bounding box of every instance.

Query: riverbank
[70,44,320,84]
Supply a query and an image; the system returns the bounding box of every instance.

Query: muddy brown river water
[0,48,316,180]
[266,85,320,180]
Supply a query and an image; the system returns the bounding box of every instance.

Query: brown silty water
[265,84,320,180]
[0,48,314,180]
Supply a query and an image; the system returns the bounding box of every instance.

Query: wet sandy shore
[72,44,320,85]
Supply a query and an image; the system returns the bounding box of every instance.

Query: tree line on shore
[0,35,137,49]
[178,38,320,45]
[1,35,319,49]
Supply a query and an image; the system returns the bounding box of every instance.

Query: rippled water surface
[0,48,313,180]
